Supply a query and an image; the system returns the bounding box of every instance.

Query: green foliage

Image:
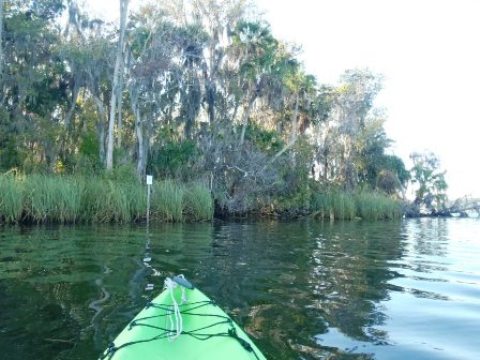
[0,1,415,222]
[150,141,198,178]
[381,155,410,187]
[376,170,401,195]
[72,155,101,176]
[82,180,133,223]
[245,123,284,154]
[23,175,82,223]
[0,137,26,171]
[79,131,100,162]
[284,139,315,208]
[312,191,355,220]
[0,175,24,223]
[80,178,146,223]
[70,133,103,176]
[410,152,448,212]
[339,69,383,117]
[355,116,409,195]
[21,0,65,20]
[232,21,278,79]
[333,193,356,220]
[0,175,213,224]
[104,164,138,182]
[151,180,185,222]
[365,152,410,195]
[183,183,213,221]
[125,181,148,221]
[312,190,401,221]
[355,192,402,220]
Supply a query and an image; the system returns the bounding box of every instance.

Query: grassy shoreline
[0,175,213,224]
[0,174,403,224]
[311,191,402,221]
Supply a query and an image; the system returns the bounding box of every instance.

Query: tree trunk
[323,149,329,181]
[0,0,4,81]
[130,92,146,177]
[239,94,256,147]
[231,100,239,126]
[92,95,107,164]
[202,59,216,125]
[135,110,146,177]
[206,80,215,124]
[342,137,356,191]
[182,74,200,140]
[106,0,129,170]
[116,65,124,147]
[64,84,79,130]
[269,92,300,164]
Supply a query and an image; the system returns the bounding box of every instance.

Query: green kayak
[101,276,266,360]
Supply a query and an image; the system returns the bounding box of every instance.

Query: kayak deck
[101,282,266,359]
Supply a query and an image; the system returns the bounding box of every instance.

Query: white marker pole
[146,175,153,226]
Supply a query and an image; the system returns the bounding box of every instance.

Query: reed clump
[23,175,82,223]
[0,175,24,223]
[312,190,402,220]
[183,182,213,221]
[151,180,185,222]
[311,191,355,220]
[80,179,132,223]
[354,192,402,220]
[0,174,213,224]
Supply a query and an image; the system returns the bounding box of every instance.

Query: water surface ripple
[0,218,479,359]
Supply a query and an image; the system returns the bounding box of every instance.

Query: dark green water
[1,218,479,359]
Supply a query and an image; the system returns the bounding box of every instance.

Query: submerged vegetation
[0,0,448,222]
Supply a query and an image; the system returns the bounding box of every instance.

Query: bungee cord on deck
[101,296,262,360]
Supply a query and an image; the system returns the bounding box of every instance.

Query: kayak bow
[101,276,266,360]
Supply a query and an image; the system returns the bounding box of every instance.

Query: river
[0,218,479,359]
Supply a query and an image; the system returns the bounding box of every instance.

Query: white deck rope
[164,276,188,341]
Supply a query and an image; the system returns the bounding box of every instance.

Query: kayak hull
[101,284,266,360]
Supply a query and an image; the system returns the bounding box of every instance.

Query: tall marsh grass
[80,180,133,223]
[312,190,402,220]
[184,183,213,221]
[24,175,82,223]
[312,191,355,220]
[0,175,24,223]
[151,180,185,222]
[355,192,402,220]
[0,174,213,224]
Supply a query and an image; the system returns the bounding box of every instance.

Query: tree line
[0,0,447,216]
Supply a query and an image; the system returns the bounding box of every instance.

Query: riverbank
[0,174,213,224]
[0,174,405,224]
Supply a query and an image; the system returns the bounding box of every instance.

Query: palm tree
[229,21,278,146]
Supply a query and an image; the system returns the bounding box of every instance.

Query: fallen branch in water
[44,338,75,344]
